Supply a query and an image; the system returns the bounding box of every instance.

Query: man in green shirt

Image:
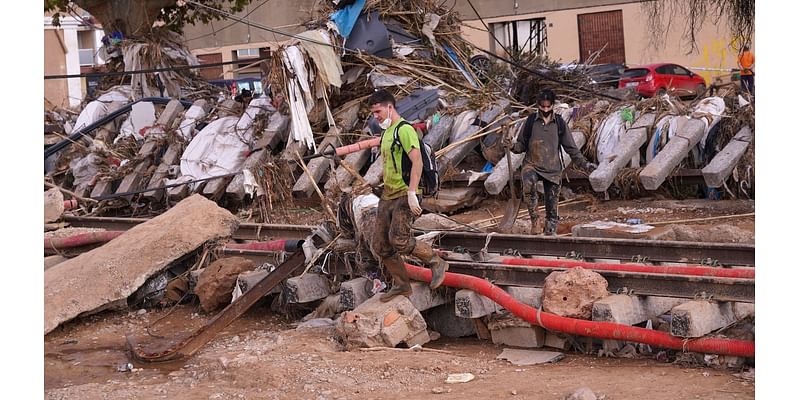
[368,89,448,302]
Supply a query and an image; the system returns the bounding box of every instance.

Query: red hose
[225,240,288,252]
[45,231,124,249]
[404,263,754,358]
[500,257,754,279]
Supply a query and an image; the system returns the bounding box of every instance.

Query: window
[236,48,260,58]
[672,65,691,76]
[655,65,671,74]
[490,18,547,57]
[77,30,96,66]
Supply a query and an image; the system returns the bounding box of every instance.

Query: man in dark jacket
[505,89,596,235]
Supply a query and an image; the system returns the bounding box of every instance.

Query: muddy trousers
[373,196,448,300]
[521,168,561,235]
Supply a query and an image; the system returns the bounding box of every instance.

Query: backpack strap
[390,120,412,172]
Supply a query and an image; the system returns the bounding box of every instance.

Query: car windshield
[622,69,649,78]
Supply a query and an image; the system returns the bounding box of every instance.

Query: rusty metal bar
[127,250,306,363]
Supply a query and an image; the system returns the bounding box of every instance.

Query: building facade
[44,12,107,109]
[456,0,749,83]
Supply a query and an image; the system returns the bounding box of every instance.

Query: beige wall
[44,30,69,110]
[182,0,316,79]
[462,2,748,83]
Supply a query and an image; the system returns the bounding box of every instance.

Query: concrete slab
[407,282,450,312]
[639,118,706,190]
[589,114,655,192]
[422,303,476,338]
[592,294,685,325]
[702,126,753,188]
[44,195,238,334]
[455,289,500,318]
[496,348,564,365]
[502,286,543,309]
[571,220,674,240]
[340,277,372,310]
[488,316,545,348]
[670,301,755,338]
[285,273,332,304]
[421,186,484,214]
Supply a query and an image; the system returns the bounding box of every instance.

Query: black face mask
[539,109,553,118]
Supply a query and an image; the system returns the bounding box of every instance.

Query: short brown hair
[367,89,396,107]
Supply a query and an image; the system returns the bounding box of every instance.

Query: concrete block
[407,282,450,312]
[670,301,753,338]
[293,133,341,198]
[281,140,310,174]
[544,332,571,350]
[438,101,508,175]
[488,316,545,348]
[363,155,384,187]
[589,113,655,192]
[455,289,499,318]
[156,99,185,126]
[325,148,371,193]
[340,277,372,310]
[592,294,685,325]
[571,220,674,240]
[335,295,428,348]
[115,160,152,199]
[285,273,331,304]
[422,115,455,151]
[639,118,706,190]
[235,270,282,296]
[502,286,543,308]
[702,126,753,188]
[423,303,477,338]
[421,186,484,214]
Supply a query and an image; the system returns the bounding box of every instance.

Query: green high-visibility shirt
[380,119,421,200]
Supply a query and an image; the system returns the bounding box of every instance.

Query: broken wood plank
[44,195,239,334]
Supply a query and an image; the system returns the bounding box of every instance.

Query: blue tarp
[330,0,366,39]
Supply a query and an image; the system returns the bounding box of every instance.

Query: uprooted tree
[639,0,755,52]
[44,0,255,99]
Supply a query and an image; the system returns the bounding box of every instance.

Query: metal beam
[436,232,754,267]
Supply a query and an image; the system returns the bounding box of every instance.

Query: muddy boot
[380,257,412,302]
[544,219,558,236]
[529,216,543,235]
[411,243,449,289]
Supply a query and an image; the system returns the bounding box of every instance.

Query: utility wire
[44,56,270,80]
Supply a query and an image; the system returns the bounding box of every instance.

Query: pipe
[224,239,303,252]
[334,137,380,157]
[45,231,124,249]
[45,231,301,253]
[404,263,755,358]
[499,257,755,280]
[63,199,79,210]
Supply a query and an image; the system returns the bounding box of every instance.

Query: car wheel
[694,84,707,99]
[656,88,667,97]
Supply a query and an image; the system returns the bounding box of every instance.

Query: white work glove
[407,191,422,216]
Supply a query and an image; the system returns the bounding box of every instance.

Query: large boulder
[196,257,256,312]
[542,267,608,319]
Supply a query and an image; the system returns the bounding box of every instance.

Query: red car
[618,63,707,98]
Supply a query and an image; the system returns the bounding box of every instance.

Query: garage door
[196,53,223,81]
[578,10,626,64]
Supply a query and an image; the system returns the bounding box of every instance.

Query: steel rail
[63,216,755,266]
[436,231,755,266]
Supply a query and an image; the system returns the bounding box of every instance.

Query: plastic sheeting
[178,102,209,140]
[646,115,680,164]
[116,101,156,144]
[594,110,631,164]
[282,46,316,152]
[298,30,343,88]
[330,0,366,38]
[70,86,132,134]
[69,153,102,188]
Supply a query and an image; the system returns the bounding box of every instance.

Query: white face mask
[378,117,392,129]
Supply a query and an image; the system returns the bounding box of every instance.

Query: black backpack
[388,121,439,196]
